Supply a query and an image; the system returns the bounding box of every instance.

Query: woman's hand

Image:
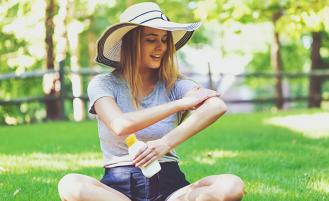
[179,87,220,111]
[132,138,171,168]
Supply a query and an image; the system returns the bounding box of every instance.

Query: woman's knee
[216,174,245,201]
[58,173,87,200]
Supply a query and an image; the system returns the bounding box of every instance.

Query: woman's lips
[151,55,161,61]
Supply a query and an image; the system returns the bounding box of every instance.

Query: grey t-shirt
[87,72,198,168]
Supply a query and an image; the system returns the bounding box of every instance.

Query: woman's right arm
[94,87,218,137]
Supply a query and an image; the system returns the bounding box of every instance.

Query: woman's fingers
[182,88,221,110]
[198,89,219,101]
[135,154,156,167]
[132,143,147,160]
[133,147,156,167]
[188,89,220,109]
[133,145,154,163]
[132,139,170,168]
[141,155,158,167]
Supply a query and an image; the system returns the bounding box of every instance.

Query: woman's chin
[141,62,161,70]
[148,64,161,69]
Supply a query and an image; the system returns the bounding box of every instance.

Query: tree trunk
[271,11,284,109]
[308,32,322,107]
[87,31,97,67]
[207,62,214,90]
[44,0,61,119]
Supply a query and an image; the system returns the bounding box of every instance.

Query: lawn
[0,109,329,200]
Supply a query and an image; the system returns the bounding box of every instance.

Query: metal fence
[1,62,329,120]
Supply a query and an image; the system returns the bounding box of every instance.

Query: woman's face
[140,27,168,70]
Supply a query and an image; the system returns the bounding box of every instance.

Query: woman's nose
[155,40,165,51]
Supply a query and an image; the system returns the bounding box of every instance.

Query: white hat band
[127,10,169,24]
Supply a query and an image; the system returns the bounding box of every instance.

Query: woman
[58,2,244,201]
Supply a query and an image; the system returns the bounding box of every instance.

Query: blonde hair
[114,26,181,108]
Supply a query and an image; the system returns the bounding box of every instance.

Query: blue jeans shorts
[100,162,190,201]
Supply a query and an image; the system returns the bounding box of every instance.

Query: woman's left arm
[133,95,227,167]
[162,96,227,148]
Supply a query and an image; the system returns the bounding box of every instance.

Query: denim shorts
[100,162,190,201]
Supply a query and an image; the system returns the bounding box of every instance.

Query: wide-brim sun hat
[96,2,201,68]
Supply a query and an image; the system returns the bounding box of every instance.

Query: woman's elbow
[109,118,131,136]
[111,126,126,136]
[205,97,228,117]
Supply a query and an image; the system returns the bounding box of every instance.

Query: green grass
[1,110,329,200]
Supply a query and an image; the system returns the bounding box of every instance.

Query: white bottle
[125,134,161,178]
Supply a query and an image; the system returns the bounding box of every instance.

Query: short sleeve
[87,74,115,115]
[171,78,200,100]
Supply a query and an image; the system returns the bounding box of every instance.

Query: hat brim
[96,20,201,68]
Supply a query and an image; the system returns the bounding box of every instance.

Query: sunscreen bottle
[125,134,161,178]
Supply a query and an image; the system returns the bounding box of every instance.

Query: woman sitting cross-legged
[58,2,245,201]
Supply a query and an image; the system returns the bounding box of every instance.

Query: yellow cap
[125,134,137,147]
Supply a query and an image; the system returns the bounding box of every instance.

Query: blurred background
[1,0,329,125]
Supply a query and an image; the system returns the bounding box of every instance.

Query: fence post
[59,60,66,119]
[207,62,214,90]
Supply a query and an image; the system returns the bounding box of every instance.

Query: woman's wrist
[161,135,175,150]
[174,98,188,111]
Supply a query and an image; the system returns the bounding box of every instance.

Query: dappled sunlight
[0,166,6,173]
[32,176,57,185]
[193,150,238,165]
[264,112,329,139]
[0,152,102,173]
[309,179,329,194]
[4,115,18,125]
[251,182,287,195]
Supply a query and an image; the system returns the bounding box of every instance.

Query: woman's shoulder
[90,72,124,85]
[166,76,199,99]
[174,76,198,86]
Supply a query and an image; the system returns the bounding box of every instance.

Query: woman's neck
[140,68,158,86]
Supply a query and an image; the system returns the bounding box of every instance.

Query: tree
[309,32,322,107]
[44,0,61,119]
[280,0,329,107]
[271,10,284,109]
[195,0,287,109]
[203,0,329,109]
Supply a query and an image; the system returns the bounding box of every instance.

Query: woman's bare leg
[58,173,132,201]
[167,174,244,201]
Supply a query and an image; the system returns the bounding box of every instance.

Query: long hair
[114,26,181,108]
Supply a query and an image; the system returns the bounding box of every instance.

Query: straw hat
[96,2,201,68]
